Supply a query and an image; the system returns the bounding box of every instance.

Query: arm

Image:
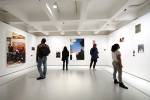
[36,46,39,62]
[47,45,50,54]
[90,49,92,56]
[117,54,123,67]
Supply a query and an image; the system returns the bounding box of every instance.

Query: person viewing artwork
[111,43,128,89]
[36,38,50,80]
[90,44,99,69]
[62,46,69,70]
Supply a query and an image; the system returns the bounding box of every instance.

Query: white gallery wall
[36,36,109,66]
[0,22,37,76]
[108,12,150,81]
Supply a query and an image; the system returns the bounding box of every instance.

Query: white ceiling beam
[95,1,130,34]
[78,0,91,31]
[9,19,109,26]
[29,29,97,33]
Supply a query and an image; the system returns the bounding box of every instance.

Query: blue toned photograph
[70,38,84,60]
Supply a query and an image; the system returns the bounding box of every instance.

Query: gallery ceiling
[0,0,150,36]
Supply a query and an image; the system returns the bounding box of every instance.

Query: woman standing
[111,44,128,89]
[62,46,69,70]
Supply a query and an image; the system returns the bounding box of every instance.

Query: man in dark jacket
[90,44,99,69]
[36,38,50,80]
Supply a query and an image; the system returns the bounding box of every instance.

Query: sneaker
[114,79,119,84]
[36,77,45,80]
[119,83,128,89]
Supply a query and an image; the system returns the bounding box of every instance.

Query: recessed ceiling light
[53,4,57,8]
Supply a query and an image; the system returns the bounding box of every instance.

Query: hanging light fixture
[53,2,57,8]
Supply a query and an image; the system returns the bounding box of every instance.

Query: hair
[111,44,120,52]
[63,46,67,51]
[41,38,46,43]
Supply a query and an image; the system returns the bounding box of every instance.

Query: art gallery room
[0,0,150,100]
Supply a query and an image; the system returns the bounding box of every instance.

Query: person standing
[90,44,99,69]
[36,38,50,80]
[62,46,69,70]
[111,43,128,89]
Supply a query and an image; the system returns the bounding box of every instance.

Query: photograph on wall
[32,47,35,51]
[56,52,61,58]
[119,37,124,42]
[135,24,141,33]
[70,38,84,60]
[7,32,26,66]
[138,44,144,53]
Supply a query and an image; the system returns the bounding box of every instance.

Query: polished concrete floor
[0,69,150,100]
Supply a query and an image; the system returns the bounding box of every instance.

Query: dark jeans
[63,59,68,70]
[90,59,97,69]
[37,56,47,78]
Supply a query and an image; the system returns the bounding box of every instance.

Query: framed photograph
[32,47,35,51]
[119,37,124,42]
[70,38,84,60]
[56,52,61,58]
[138,44,144,53]
[135,24,141,33]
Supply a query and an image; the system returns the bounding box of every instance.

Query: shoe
[114,79,119,84]
[36,76,45,80]
[119,83,128,89]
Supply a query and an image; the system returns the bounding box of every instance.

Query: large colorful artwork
[70,38,84,60]
[7,32,26,66]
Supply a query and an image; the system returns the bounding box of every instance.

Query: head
[41,38,46,44]
[111,43,120,52]
[63,46,67,51]
[93,44,97,48]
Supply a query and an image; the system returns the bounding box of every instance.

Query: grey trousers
[112,61,122,83]
[37,56,47,77]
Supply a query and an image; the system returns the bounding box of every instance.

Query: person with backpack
[36,38,50,80]
[62,46,69,70]
[111,43,128,89]
[90,44,99,69]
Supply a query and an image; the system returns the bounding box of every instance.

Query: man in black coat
[90,44,99,69]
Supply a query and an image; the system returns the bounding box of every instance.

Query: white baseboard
[100,66,150,97]
[0,66,36,85]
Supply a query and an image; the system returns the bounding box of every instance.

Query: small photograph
[119,37,124,42]
[135,24,141,33]
[56,52,61,58]
[133,50,135,56]
[138,44,144,53]
[32,47,35,51]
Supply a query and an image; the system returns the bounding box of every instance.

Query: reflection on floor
[0,69,150,100]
